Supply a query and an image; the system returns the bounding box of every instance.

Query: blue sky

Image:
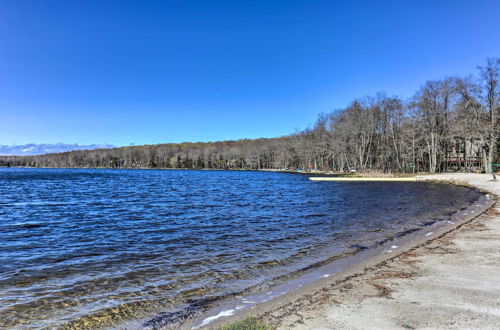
[1,0,499,146]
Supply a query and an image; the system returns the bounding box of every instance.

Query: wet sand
[205,173,500,329]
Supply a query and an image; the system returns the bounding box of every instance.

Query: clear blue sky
[1,0,499,146]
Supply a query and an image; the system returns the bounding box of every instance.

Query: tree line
[1,58,498,173]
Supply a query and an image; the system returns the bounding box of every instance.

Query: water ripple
[0,168,482,328]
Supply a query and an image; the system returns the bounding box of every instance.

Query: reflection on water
[0,168,482,328]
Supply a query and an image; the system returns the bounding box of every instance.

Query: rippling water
[0,168,482,328]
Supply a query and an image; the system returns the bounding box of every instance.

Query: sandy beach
[205,173,500,329]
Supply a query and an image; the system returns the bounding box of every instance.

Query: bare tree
[478,58,500,174]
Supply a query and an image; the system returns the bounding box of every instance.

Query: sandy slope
[265,173,500,330]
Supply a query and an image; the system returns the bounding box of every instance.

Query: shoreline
[172,174,497,329]
[119,181,489,330]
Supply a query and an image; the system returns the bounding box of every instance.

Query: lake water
[0,168,483,328]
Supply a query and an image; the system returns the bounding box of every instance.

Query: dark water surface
[0,169,482,328]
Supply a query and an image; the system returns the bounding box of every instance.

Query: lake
[0,168,483,328]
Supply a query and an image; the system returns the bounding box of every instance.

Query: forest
[1,58,499,174]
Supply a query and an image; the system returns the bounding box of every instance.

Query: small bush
[218,316,271,330]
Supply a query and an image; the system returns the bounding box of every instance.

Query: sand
[205,173,500,330]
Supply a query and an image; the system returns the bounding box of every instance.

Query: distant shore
[193,173,499,329]
[0,164,491,178]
